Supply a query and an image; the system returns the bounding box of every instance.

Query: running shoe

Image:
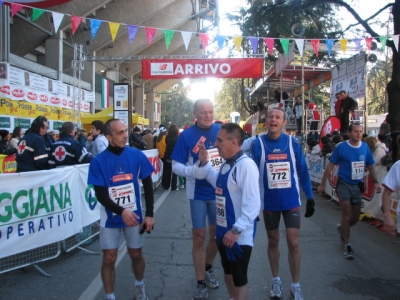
[336,224,345,244]
[290,286,304,300]
[205,268,219,288]
[269,280,282,299]
[344,245,354,259]
[193,284,208,300]
[134,284,149,300]
[180,184,185,189]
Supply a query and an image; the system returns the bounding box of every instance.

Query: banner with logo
[144,149,162,183]
[142,58,263,79]
[0,167,83,258]
[76,165,100,227]
[306,153,324,183]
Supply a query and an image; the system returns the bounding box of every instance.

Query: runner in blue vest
[88,119,155,300]
[250,108,315,300]
[193,123,260,300]
[171,99,220,300]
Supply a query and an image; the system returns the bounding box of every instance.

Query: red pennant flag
[311,39,320,57]
[199,33,209,52]
[71,15,83,35]
[365,37,373,52]
[264,38,275,55]
[11,3,24,17]
[145,27,157,47]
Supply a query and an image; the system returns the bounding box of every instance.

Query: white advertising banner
[307,153,324,183]
[143,149,162,183]
[0,167,83,258]
[76,164,101,227]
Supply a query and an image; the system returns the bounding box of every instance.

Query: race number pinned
[207,148,223,171]
[351,161,365,180]
[108,183,137,211]
[266,161,291,189]
[216,195,227,227]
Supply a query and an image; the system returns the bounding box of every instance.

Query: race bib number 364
[207,148,223,171]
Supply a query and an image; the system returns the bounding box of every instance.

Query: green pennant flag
[379,36,387,52]
[163,29,175,50]
[280,38,290,56]
[32,8,45,22]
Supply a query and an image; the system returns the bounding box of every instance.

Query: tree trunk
[386,0,400,131]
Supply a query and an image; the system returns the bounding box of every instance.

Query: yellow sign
[0,99,90,121]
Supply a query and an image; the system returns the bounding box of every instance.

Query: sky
[185,0,393,101]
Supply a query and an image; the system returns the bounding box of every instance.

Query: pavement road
[1,187,400,300]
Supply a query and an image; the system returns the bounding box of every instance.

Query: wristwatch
[231,226,242,234]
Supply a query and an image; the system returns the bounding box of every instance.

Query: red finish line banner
[142,58,263,79]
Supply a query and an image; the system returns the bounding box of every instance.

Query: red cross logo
[17,140,26,154]
[54,146,66,161]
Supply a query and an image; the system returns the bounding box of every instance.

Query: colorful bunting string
[1,0,398,55]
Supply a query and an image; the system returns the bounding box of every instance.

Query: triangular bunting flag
[52,12,64,33]
[280,38,290,56]
[353,39,362,53]
[145,27,157,47]
[32,8,45,22]
[181,31,192,50]
[379,36,387,52]
[294,39,304,56]
[339,39,348,53]
[392,35,399,53]
[216,35,225,50]
[264,38,275,55]
[233,36,243,52]
[128,25,139,44]
[325,39,334,57]
[163,29,175,50]
[11,3,24,17]
[311,40,320,56]
[71,15,83,35]
[365,37,373,52]
[109,22,120,42]
[199,33,209,52]
[249,37,259,54]
[90,19,102,39]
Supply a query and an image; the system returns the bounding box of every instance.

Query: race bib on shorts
[266,161,291,189]
[108,183,137,212]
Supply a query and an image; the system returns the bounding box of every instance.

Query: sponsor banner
[76,165,100,227]
[0,99,70,120]
[114,84,129,110]
[319,116,341,148]
[9,66,25,86]
[0,167,83,258]
[0,154,17,173]
[331,66,365,115]
[306,153,324,183]
[52,80,67,96]
[143,149,162,183]
[142,58,263,79]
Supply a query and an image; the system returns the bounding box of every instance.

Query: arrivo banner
[141,58,263,79]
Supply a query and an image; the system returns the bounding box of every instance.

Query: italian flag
[101,78,110,108]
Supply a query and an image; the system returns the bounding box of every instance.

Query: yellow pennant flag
[339,39,348,53]
[232,36,243,52]
[109,22,121,42]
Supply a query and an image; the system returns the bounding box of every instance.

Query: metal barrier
[0,242,61,275]
[61,221,101,254]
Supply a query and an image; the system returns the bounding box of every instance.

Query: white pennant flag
[295,39,305,56]
[181,31,192,51]
[392,35,399,53]
[52,12,64,33]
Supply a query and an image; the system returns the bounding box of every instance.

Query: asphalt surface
[1,186,400,300]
